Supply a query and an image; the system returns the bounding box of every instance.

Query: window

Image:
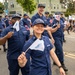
[54,4,56,9]
[54,7,55,9]
[37,0,39,3]
[57,5,59,9]
[9,11,16,14]
[60,0,63,3]
[10,2,14,8]
[50,4,52,9]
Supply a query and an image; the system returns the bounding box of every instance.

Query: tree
[60,0,63,3]
[16,0,36,14]
[65,2,75,17]
[68,2,75,13]
[0,2,4,14]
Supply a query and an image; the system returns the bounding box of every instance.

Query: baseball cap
[12,14,21,19]
[38,4,45,8]
[23,14,28,16]
[32,18,45,26]
[45,11,49,14]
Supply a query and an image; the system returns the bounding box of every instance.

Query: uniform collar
[32,35,44,40]
[23,18,27,20]
[23,18,28,23]
[36,13,44,18]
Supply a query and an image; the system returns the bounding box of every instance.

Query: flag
[25,25,30,30]
[50,19,53,24]
[64,21,67,26]
[29,39,45,51]
[13,21,20,31]
[69,15,72,20]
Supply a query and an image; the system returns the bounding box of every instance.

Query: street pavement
[0,31,75,75]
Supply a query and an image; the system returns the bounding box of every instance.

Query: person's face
[11,19,16,24]
[24,16,28,19]
[38,7,44,14]
[11,18,20,25]
[6,16,8,19]
[55,15,60,21]
[61,15,64,17]
[32,24,44,34]
[45,14,49,17]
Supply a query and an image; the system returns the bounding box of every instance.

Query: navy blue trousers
[7,58,30,75]
[54,37,64,63]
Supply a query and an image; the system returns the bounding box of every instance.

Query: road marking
[65,55,75,59]
[65,36,75,39]
[64,52,75,59]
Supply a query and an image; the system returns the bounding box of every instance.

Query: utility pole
[4,0,8,15]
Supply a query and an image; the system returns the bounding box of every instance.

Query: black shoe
[4,49,7,52]
[63,39,66,43]
[62,64,68,72]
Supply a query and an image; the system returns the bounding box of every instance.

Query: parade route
[0,32,75,75]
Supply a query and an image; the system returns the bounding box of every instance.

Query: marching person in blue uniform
[18,18,65,75]
[3,15,9,27]
[45,11,51,26]
[60,13,66,42]
[45,12,54,27]
[0,15,7,52]
[31,4,55,44]
[44,12,62,40]
[20,14,31,40]
[0,14,30,75]
[52,13,68,71]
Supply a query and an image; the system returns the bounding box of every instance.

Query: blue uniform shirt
[31,13,51,38]
[31,13,48,26]
[23,35,53,75]
[1,25,27,59]
[45,17,51,27]
[60,17,65,23]
[20,18,30,28]
[3,18,9,27]
[0,20,5,36]
[20,18,31,40]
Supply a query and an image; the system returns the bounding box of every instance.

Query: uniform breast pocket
[32,50,44,57]
[47,45,51,52]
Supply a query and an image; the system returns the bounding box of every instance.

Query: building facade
[4,0,24,15]
[35,0,66,13]
[4,0,67,16]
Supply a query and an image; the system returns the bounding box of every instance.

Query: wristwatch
[59,66,62,68]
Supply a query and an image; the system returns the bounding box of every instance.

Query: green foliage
[0,2,4,13]
[64,11,71,17]
[65,2,75,16]
[68,3,75,13]
[60,0,63,3]
[16,0,36,14]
